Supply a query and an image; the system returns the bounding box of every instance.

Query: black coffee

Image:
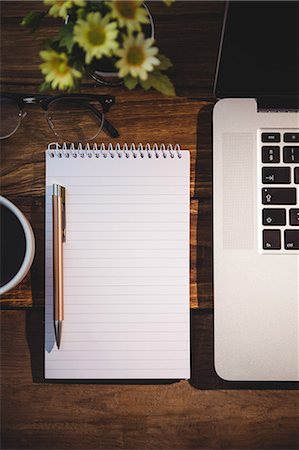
[0,204,26,287]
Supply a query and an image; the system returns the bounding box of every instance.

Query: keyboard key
[262,167,290,184]
[289,209,299,226]
[263,229,281,249]
[284,132,299,143]
[283,146,299,163]
[295,167,299,184]
[262,146,280,163]
[284,230,299,250]
[262,132,280,143]
[262,209,286,226]
[262,188,296,205]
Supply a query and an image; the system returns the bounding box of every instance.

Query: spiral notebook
[45,143,190,380]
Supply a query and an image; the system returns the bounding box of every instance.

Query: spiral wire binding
[47,142,182,159]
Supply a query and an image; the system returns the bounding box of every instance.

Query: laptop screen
[214,1,299,100]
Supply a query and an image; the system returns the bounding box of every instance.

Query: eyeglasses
[0,93,119,142]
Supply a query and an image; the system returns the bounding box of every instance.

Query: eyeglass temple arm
[83,102,119,139]
[102,117,119,138]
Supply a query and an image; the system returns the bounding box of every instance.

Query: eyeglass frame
[0,92,120,140]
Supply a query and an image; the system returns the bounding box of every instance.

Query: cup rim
[0,196,35,295]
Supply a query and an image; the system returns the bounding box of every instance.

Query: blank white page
[45,145,190,379]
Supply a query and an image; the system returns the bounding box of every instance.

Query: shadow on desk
[190,104,298,390]
[25,309,44,383]
[25,161,45,383]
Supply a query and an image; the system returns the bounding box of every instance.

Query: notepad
[45,143,190,380]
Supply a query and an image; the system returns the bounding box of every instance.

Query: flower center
[54,57,69,74]
[127,46,145,66]
[115,1,137,19]
[87,27,106,46]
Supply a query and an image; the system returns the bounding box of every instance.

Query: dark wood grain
[1,2,298,450]
[0,1,224,98]
[1,311,299,450]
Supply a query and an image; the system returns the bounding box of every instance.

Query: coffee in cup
[0,196,35,295]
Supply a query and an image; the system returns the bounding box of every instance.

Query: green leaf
[77,7,86,20]
[157,54,173,71]
[54,23,75,53]
[124,75,138,90]
[147,71,176,96]
[21,11,46,33]
[39,81,52,92]
[139,78,151,91]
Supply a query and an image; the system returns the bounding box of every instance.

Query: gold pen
[53,184,66,349]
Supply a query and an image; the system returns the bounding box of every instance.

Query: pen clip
[61,189,66,242]
[53,184,66,242]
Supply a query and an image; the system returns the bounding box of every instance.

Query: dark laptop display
[214,1,299,101]
[211,0,299,385]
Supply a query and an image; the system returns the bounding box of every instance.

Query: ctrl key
[263,229,281,250]
[284,230,299,250]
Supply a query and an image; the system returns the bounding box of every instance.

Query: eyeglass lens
[0,97,22,140]
[46,98,104,142]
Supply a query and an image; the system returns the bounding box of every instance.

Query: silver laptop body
[213,98,298,381]
[213,2,299,381]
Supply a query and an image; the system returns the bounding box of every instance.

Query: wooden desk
[1,2,298,449]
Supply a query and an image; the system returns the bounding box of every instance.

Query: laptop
[213,1,299,381]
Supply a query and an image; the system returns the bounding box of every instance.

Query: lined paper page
[45,148,190,379]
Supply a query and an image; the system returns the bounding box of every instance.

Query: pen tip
[55,320,63,350]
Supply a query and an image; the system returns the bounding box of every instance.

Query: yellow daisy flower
[74,12,119,64]
[115,33,159,81]
[108,0,149,32]
[44,0,86,19]
[40,50,82,90]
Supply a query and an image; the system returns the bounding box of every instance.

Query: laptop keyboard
[259,130,299,254]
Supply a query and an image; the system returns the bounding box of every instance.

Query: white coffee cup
[0,196,35,295]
